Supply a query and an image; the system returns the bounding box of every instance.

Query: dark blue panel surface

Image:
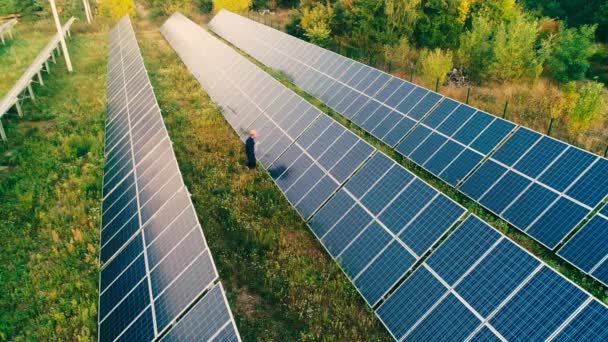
[502,183,558,229]
[554,301,608,342]
[396,87,427,116]
[338,222,392,278]
[422,99,459,128]
[379,179,437,235]
[408,92,442,120]
[480,171,531,214]
[385,82,415,109]
[452,112,493,145]
[407,294,480,342]
[115,307,155,342]
[566,158,608,208]
[322,204,373,257]
[409,133,447,165]
[361,104,391,132]
[345,153,393,199]
[99,281,150,342]
[558,215,608,272]
[538,147,596,192]
[490,267,588,342]
[275,154,312,191]
[424,141,464,176]
[161,284,231,342]
[439,148,483,186]
[436,105,476,136]
[309,189,355,238]
[382,116,416,147]
[329,140,374,183]
[99,255,147,321]
[370,110,401,139]
[456,240,539,317]
[285,164,324,205]
[355,241,416,305]
[526,197,589,249]
[470,327,502,342]
[361,165,413,215]
[514,137,567,178]
[399,195,464,256]
[100,234,144,291]
[295,175,339,219]
[395,125,432,157]
[374,78,403,103]
[426,216,501,285]
[491,128,541,166]
[376,267,446,341]
[351,100,380,126]
[469,118,515,154]
[463,160,511,202]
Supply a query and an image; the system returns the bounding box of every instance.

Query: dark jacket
[245,136,255,162]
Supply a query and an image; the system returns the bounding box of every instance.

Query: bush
[418,48,453,88]
[212,0,252,13]
[301,2,333,47]
[546,24,596,83]
[197,0,213,13]
[98,0,135,20]
[285,9,305,39]
[563,81,606,135]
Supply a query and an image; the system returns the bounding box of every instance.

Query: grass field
[0,19,58,96]
[0,18,107,340]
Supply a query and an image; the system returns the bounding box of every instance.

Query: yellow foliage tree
[98,0,135,20]
[301,2,333,46]
[213,0,251,14]
[418,48,453,88]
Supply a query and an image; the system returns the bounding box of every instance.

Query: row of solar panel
[208,10,608,287]
[163,12,608,341]
[100,17,239,342]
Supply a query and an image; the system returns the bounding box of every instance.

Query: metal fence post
[502,100,509,119]
[604,145,608,158]
[547,117,555,136]
[466,87,470,104]
[409,68,414,82]
[435,78,439,92]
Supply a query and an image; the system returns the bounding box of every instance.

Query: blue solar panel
[309,189,355,238]
[558,215,608,272]
[399,195,464,256]
[436,105,476,136]
[479,171,531,214]
[355,241,417,305]
[591,261,608,287]
[344,153,393,199]
[408,92,442,120]
[502,183,559,229]
[396,87,427,115]
[439,148,483,186]
[361,165,413,215]
[422,98,459,128]
[328,139,374,182]
[385,82,415,109]
[452,111,494,145]
[456,240,539,317]
[426,216,501,285]
[469,326,502,342]
[423,140,464,176]
[382,116,416,147]
[338,222,392,278]
[321,204,373,256]
[376,267,447,340]
[375,78,403,102]
[492,127,541,166]
[554,301,608,341]
[378,179,437,235]
[539,148,597,192]
[565,158,608,208]
[370,110,401,139]
[459,160,506,200]
[491,267,588,341]
[513,137,568,178]
[407,294,480,341]
[409,133,447,165]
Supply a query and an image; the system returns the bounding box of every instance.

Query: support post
[27,84,36,101]
[15,100,24,117]
[0,33,4,45]
[502,100,509,119]
[37,71,44,86]
[435,78,439,92]
[604,145,608,158]
[466,87,470,104]
[45,60,50,73]
[409,68,414,82]
[547,117,555,136]
[51,49,56,63]
[49,0,73,72]
[0,119,7,142]
[83,0,92,23]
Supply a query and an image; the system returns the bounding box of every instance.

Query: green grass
[0,19,58,96]
[0,19,107,340]
[133,15,392,340]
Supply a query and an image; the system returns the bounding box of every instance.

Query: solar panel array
[162,12,608,341]
[208,10,608,286]
[100,16,239,341]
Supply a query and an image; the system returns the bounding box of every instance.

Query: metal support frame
[27,83,35,102]
[0,119,6,142]
[37,71,44,86]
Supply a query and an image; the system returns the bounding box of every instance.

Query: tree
[383,37,414,75]
[301,2,333,46]
[384,0,421,38]
[486,13,547,83]
[414,0,464,49]
[418,48,453,88]
[98,0,136,20]
[563,81,606,135]
[457,14,494,82]
[213,0,251,13]
[546,24,596,83]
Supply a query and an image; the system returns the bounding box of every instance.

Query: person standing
[245,130,257,170]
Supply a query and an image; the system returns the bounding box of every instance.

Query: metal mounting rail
[0,17,75,142]
[0,18,17,44]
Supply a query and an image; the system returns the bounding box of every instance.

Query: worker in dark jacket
[245,130,257,170]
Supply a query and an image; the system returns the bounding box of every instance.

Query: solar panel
[375,215,607,341]
[161,13,374,221]
[100,17,239,341]
[208,10,608,279]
